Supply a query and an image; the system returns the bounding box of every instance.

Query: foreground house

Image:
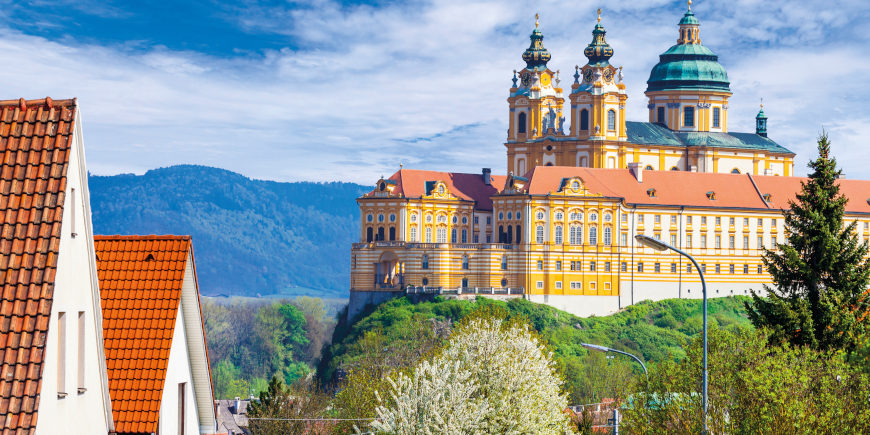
[0,97,114,433]
[94,235,219,435]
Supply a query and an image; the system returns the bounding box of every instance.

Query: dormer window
[731,168,741,174]
[438,185,445,195]
[647,188,657,198]
[763,193,772,202]
[571,180,580,189]
[379,182,386,191]
[706,191,716,200]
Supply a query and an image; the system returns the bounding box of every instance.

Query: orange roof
[368,169,507,210]
[94,235,193,434]
[520,166,870,213]
[0,97,76,434]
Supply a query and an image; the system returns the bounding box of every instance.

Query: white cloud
[1,0,869,183]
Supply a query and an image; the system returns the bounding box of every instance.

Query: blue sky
[2,0,870,183]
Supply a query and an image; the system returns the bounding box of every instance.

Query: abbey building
[347,6,868,318]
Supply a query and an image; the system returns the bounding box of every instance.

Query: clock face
[583,69,594,83]
[603,69,614,83]
[521,71,532,87]
[540,73,551,87]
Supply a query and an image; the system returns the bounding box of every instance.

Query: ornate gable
[423,180,457,200]
[553,176,595,196]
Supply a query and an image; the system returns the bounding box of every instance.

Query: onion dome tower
[756,103,768,137]
[506,14,565,174]
[645,1,731,132]
[569,9,627,151]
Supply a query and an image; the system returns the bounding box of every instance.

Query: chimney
[234,397,241,414]
[628,162,643,182]
[482,168,492,185]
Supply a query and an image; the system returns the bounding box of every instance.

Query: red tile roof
[94,235,193,435]
[521,166,870,213]
[0,97,76,434]
[371,169,507,210]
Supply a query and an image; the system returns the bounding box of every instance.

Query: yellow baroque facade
[346,5,853,318]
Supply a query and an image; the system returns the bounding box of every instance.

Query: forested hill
[88,165,369,298]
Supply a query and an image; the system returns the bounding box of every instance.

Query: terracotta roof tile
[94,235,192,435]
[0,97,76,435]
[364,169,507,211]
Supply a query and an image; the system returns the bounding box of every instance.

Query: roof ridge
[94,234,192,241]
[0,97,77,107]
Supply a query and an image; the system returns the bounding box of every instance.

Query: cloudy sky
[2,0,869,184]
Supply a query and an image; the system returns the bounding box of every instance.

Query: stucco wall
[158,305,202,435]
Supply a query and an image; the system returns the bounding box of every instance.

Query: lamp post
[581,342,648,377]
[635,234,708,434]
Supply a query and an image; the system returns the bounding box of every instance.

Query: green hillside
[319,296,752,402]
[89,165,369,298]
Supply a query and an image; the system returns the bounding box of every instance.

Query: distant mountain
[88,165,369,298]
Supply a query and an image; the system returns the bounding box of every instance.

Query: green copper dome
[583,22,614,67]
[646,9,730,93]
[522,27,551,71]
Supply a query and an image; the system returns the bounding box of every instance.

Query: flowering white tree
[371,316,570,434]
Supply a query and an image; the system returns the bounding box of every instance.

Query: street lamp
[635,234,708,434]
[581,342,648,377]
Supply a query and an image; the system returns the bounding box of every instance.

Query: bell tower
[568,9,627,168]
[506,15,565,175]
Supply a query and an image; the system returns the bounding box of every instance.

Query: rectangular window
[486,216,492,225]
[58,312,67,397]
[590,261,596,272]
[729,217,735,226]
[715,264,721,274]
[712,107,720,128]
[639,214,645,224]
[570,261,576,271]
[654,263,661,273]
[179,383,186,435]
[536,260,543,271]
[743,264,749,274]
[621,233,627,246]
[621,214,628,223]
[655,215,661,224]
[670,263,677,273]
[556,261,562,271]
[657,106,665,124]
[687,263,692,273]
[701,263,706,273]
[621,262,627,272]
[637,262,643,272]
[743,236,749,250]
[555,281,563,289]
[589,282,597,291]
[654,233,661,241]
[687,216,693,225]
[701,216,707,225]
[670,215,677,225]
[701,235,707,248]
[715,216,721,226]
[729,264,735,274]
[758,218,763,227]
[670,234,677,246]
[536,281,544,289]
[758,236,763,249]
[729,235,735,249]
[77,312,85,393]
[473,216,479,224]
[757,264,763,274]
[771,236,777,248]
[715,235,722,249]
[461,229,467,243]
[686,234,693,248]
[605,262,611,272]
[474,234,479,243]
[684,106,695,127]
[744,218,749,226]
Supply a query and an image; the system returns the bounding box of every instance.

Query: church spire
[522,14,551,71]
[756,100,768,137]
[583,8,614,67]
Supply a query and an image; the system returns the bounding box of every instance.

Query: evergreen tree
[746,134,870,352]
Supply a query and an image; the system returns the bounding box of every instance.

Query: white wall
[36,110,113,434]
[158,303,201,435]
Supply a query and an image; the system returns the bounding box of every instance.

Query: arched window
[603,227,612,245]
[498,225,505,243]
[517,158,526,175]
[684,106,695,127]
[437,227,447,243]
[579,156,588,167]
[501,255,508,270]
[536,225,545,243]
[507,225,513,244]
[604,212,612,222]
[671,166,680,171]
[422,277,429,286]
[461,277,469,288]
[377,227,385,241]
[516,225,522,243]
[410,213,417,223]
[422,254,429,269]
[554,225,563,244]
[366,227,373,242]
[461,255,469,270]
[645,165,654,171]
[425,227,432,242]
[410,226,417,242]
[570,224,583,245]
[589,226,598,245]
[451,228,457,243]
[461,229,468,243]
[518,112,527,134]
[580,109,589,131]
[731,168,741,174]
[555,212,563,221]
[389,227,396,241]
[607,109,616,131]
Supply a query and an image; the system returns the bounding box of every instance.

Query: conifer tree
[746,134,870,352]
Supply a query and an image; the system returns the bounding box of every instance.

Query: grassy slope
[321,295,752,381]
